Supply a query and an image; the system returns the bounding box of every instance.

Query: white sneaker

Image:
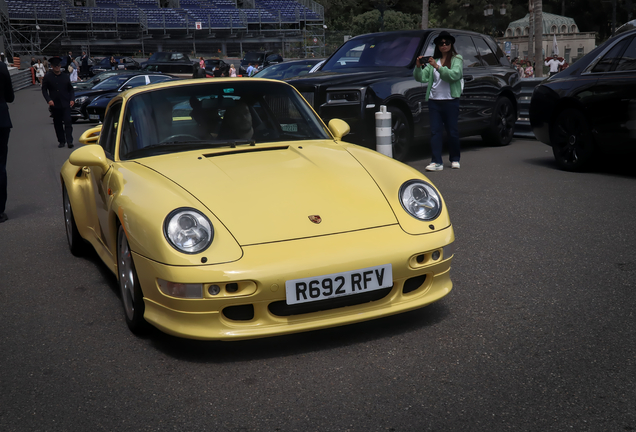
[451,161,460,169]
[425,163,443,171]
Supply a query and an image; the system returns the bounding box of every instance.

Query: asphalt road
[1,85,635,432]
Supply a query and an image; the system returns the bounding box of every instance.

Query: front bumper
[134,224,455,340]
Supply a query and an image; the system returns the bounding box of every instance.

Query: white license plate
[89,114,100,120]
[285,264,392,305]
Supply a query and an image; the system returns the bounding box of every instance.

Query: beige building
[499,12,596,63]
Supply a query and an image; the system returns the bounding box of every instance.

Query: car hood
[286,67,410,88]
[76,88,117,98]
[135,142,398,245]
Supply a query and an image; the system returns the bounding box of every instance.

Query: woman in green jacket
[413,31,464,171]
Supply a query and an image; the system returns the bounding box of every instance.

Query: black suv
[286,29,521,160]
[240,51,283,72]
[142,52,193,74]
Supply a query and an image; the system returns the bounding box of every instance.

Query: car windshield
[244,53,265,62]
[322,34,421,70]
[255,61,320,79]
[93,75,135,91]
[119,81,332,159]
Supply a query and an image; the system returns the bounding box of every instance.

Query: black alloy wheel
[483,97,515,146]
[388,106,412,162]
[63,185,88,256]
[117,224,149,334]
[550,108,595,172]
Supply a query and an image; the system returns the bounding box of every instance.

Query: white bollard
[375,105,393,158]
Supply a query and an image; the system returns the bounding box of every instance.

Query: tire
[482,97,515,146]
[117,225,149,334]
[62,185,89,256]
[387,106,412,162]
[549,108,595,172]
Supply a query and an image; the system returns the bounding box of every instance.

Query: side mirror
[68,144,110,172]
[328,119,350,141]
[121,85,133,91]
[79,125,102,145]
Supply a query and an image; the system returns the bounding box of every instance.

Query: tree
[534,0,543,77]
[351,10,420,34]
[422,0,429,29]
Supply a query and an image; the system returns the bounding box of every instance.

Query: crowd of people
[29,50,93,85]
[506,54,569,78]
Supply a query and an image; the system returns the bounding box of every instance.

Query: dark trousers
[51,107,73,145]
[0,127,10,214]
[429,98,460,164]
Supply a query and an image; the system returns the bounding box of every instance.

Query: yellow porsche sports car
[61,78,455,340]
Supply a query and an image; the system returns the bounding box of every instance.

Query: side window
[148,75,172,84]
[615,36,636,71]
[100,102,122,158]
[124,76,147,89]
[422,37,436,57]
[454,35,481,67]
[473,37,499,66]
[592,38,629,72]
[484,36,506,65]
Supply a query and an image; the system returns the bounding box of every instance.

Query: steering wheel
[160,134,200,144]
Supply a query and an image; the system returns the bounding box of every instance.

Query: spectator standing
[65,51,73,72]
[524,62,534,78]
[545,55,565,77]
[69,64,79,82]
[246,63,254,77]
[199,57,205,69]
[31,57,36,66]
[109,56,117,70]
[250,64,259,76]
[0,58,14,223]
[413,30,464,171]
[34,59,46,85]
[42,57,75,149]
[229,64,236,77]
[80,51,89,78]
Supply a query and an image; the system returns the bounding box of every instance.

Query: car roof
[350,28,489,40]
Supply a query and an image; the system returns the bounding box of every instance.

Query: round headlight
[399,180,442,221]
[164,208,214,254]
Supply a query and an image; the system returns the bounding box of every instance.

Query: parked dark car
[72,73,176,122]
[72,70,139,90]
[253,59,324,80]
[530,25,636,171]
[240,51,283,72]
[204,58,230,76]
[285,29,520,161]
[91,56,141,75]
[142,52,193,74]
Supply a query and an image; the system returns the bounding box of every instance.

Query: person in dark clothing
[80,51,89,78]
[65,51,73,73]
[192,63,206,78]
[0,60,14,223]
[42,57,75,148]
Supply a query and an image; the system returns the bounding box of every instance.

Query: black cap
[49,56,62,66]
[433,31,456,46]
